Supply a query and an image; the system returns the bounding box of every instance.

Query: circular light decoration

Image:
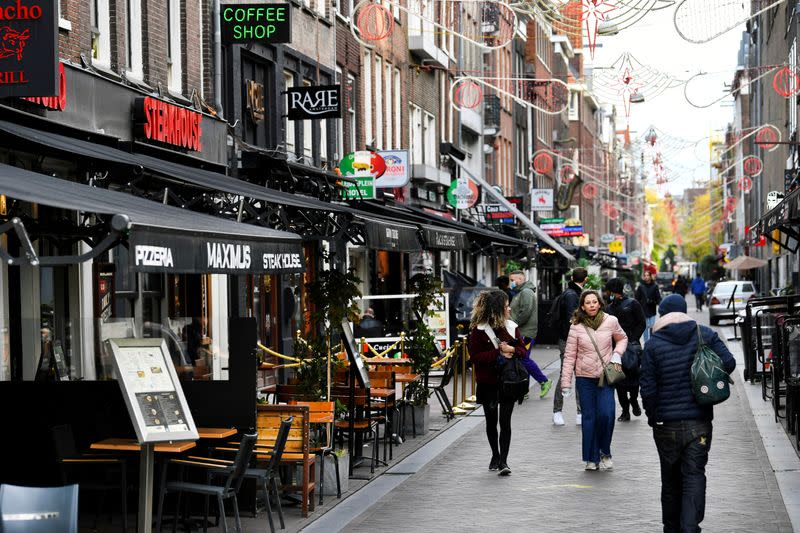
[532,152,553,174]
[773,66,800,98]
[560,164,576,184]
[755,125,779,150]
[602,202,620,220]
[357,3,394,41]
[453,79,483,110]
[738,176,753,193]
[581,183,598,199]
[622,220,636,235]
[742,155,763,177]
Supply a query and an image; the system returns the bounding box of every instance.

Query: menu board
[107,338,198,443]
[340,319,370,388]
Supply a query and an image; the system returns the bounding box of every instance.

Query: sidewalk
[305,311,797,532]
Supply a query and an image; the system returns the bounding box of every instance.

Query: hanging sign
[0,0,58,98]
[374,150,410,188]
[286,84,341,120]
[600,233,615,244]
[339,151,385,200]
[133,97,203,152]
[220,3,291,44]
[484,196,523,224]
[447,178,478,209]
[531,188,554,211]
[608,239,625,254]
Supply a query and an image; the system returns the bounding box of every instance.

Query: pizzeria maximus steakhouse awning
[0,163,304,274]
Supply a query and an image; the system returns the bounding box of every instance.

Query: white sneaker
[576,414,582,426]
[600,456,613,470]
[553,412,565,426]
[585,462,598,471]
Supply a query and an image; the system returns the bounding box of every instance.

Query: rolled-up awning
[0,163,304,274]
[358,216,421,252]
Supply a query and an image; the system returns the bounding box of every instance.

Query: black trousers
[652,420,713,533]
[477,383,515,462]
[616,385,640,414]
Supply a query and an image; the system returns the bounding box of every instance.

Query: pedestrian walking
[508,270,552,398]
[496,275,512,302]
[690,273,707,312]
[468,289,528,476]
[636,270,662,344]
[604,278,647,422]
[561,290,628,471]
[640,294,736,533]
[674,275,688,298]
[553,267,587,426]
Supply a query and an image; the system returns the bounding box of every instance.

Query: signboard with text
[340,176,375,200]
[286,84,341,120]
[484,196,523,224]
[540,217,583,237]
[531,188,554,211]
[220,3,291,44]
[375,150,410,188]
[0,0,58,98]
[134,97,203,152]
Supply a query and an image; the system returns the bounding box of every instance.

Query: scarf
[582,311,605,330]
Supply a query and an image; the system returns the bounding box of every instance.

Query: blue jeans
[652,420,713,533]
[575,377,616,463]
[643,315,656,344]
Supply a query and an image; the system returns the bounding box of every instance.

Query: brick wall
[142,0,168,88]
[336,24,362,150]
[109,0,127,72]
[182,0,202,97]
[59,0,92,63]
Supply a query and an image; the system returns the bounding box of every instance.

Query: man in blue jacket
[690,273,707,312]
[641,294,736,533]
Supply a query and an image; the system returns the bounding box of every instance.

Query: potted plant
[402,272,444,434]
[322,399,350,496]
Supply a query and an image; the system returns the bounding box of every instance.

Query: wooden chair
[367,370,398,461]
[288,401,341,505]
[330,385,382,477]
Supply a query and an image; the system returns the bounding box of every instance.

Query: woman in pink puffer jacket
[560,289,628,471]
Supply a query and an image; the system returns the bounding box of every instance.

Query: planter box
[322,453,349,496]
[401,403,430,435]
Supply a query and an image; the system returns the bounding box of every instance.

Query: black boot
[631,402,642,417]
[617,411,630,422]
[498,462,511,476]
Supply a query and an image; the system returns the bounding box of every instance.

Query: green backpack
[691,324,733,406]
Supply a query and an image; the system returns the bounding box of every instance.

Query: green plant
[503,260,523,275]
[405,272,444,406]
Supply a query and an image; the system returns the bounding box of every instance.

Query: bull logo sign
[0,1,58,98]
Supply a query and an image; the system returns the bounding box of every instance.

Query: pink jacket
[561,314,628,387]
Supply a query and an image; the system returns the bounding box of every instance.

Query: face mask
[509,281,517,290]
[607,294,615,302]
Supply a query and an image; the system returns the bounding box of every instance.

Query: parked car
[708,280,757,325]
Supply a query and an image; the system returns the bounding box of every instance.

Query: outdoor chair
[289,401,342,505]
[51,424,128,531]
[426,347,459,421]
[0,483,79,533]
[330,385,382,477]
[367,370,399,462]
[155,433,258,533]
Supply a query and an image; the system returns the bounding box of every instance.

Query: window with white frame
[167,0,183,93]
[393,67,401,148]
[283,70,296,155]
[315,0,326,17]
[410,104,423,164]
[90,0,111,67]
[375,56,383,150]
[568,90,580,121]
[126,0,143,79]
[364,51,373,146]
[336,67,344,159]
[424,111,436,166]
[515,127,527,178]
[535,21,550,72]
[303,79,313,160]
[791,39,798,137]
[348,73,357,153]
[385,63,393,149]
[320,118,328,162]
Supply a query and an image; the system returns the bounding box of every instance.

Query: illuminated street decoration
[674,0,786,44]
[450,76,570,115]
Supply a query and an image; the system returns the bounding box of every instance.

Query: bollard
[456,338,477,411]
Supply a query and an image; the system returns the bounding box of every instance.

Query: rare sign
[220,3,291,44]
[0,0,58,98]
[286,84,341,120]
[134,96,203,152]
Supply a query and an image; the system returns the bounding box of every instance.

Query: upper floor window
[91,0,111,67]
[167,0,183,94]
[126,0,143,79]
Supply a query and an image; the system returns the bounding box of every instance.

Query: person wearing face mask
[604,278,647,422]
[508,270,553,398]
[561,290,628,471]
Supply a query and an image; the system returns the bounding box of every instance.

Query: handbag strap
[696,324,706,349]
[484,327,500,349]
[582,324,607,367]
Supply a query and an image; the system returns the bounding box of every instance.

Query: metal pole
[452,342,458,410]
[138,443,154,533]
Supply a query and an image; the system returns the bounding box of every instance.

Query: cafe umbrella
[723,255,768,270]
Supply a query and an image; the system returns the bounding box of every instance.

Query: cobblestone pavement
[340,311,795,533]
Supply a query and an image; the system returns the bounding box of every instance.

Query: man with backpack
[552,267,587,426]
[640,294,736,533]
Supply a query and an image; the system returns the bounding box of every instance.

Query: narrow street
[302,310,798,533]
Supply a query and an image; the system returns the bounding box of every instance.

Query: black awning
[749,187,800,252]
[420,224,469,250]
[0,163,304,274]
[359,216,421,252]
[0,120,352,215]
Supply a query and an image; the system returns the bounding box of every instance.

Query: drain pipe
[213,0,224,117]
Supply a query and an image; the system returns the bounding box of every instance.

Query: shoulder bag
[582,324,626,387]
[690,324,732,405]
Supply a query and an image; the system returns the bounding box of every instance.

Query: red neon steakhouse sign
[134,96,203,152]
[21,61,65,110]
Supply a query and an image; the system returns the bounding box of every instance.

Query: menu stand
[138,443,155,533]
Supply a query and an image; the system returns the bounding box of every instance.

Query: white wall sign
[531,188,554,211]
[374,150,410,188]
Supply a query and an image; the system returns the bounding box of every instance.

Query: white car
[708,281,757,325]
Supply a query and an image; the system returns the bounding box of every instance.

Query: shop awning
[419,224,469,250]
[748,187,800,252]
[0,163,304,274]
[358,216,422,252]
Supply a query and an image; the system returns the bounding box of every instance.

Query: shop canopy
[748,187,800,252]
[357,216,422,252]
[0,163,305,274]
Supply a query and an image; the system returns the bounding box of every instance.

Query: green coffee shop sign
[220,4,292,44]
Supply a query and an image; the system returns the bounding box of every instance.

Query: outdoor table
[367,358,411,366]
[196,427,237,439]
[90,438,196,453]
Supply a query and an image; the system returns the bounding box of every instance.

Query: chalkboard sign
[340,318,370,388]
[108,338,198,443]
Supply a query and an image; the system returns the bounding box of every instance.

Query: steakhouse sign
[134,96,203,152]
[0,0,58,98]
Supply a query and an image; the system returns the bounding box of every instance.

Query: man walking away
[553,267,587,426]
[641,295,736,533]
[690,273,707,312]
[636,270,662,344]
[509,270,552,398]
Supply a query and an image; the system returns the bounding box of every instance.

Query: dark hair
[604,277,625,295]
[470,289,509,330]
[571,290,605,324]
[495,275,510,289]
[572,267,588,283]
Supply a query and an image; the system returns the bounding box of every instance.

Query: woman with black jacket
[468,289,528,476]
[604,278,647,421]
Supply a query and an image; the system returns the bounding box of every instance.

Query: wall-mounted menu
[108,338,198,443]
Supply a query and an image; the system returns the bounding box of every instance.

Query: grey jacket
[510,280,538,339]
